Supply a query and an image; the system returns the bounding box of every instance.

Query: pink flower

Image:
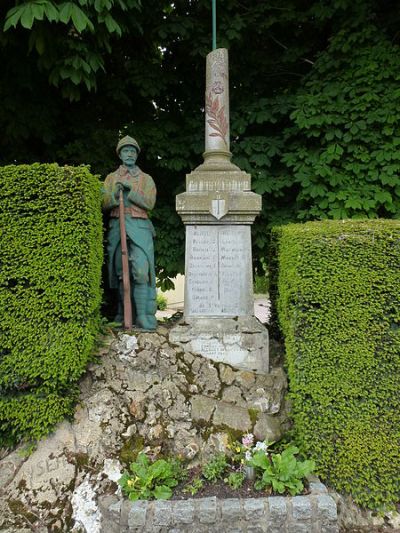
[241,433,254,448]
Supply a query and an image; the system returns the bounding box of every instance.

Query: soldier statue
[103,135,157,330]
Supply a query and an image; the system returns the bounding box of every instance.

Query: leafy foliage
[201,454,228,484]
[282,26,400,220]
[3,0,142,100]
[225,471,245,490]
[273,220,400,509]
[0,163,103,446]
[251,445,314,496]
[119,452,182,501]
[182,475,203,496]
[1,1,400,280]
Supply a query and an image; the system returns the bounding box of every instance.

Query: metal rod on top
[212,0,217,50]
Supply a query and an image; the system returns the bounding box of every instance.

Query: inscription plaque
[185,225,253,317]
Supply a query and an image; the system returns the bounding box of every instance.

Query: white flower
[254,441,268,451]
[245,450,252,462]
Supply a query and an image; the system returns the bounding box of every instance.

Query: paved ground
[156,296,271,324]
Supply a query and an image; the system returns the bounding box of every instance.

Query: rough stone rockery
[0,330,288,531]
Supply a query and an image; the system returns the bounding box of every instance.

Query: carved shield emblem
[210,198,228,220]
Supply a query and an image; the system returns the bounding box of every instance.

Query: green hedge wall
[0,163,103,446]
[272,220,400,510]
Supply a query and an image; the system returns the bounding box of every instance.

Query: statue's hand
[115,181,129,195]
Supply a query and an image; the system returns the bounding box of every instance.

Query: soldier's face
[119,146,138,168]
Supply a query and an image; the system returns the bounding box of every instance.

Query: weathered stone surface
[253,413,284,442]
[317,494,338,524]
[9,422,76,504]
[221,385,245,405]
[204,432,230,456]
[128,391,146,420]
[219,364,236,385]
[0,450,26,491]
[193,358,221,396]
[72,477,102,533]
[3,465,339,533]
[235,370,256,389]
[198,497,217,524]
[212,402,252,432]
[243,499,265,520]
[173,500,195,524]
[220,499,242,521]
[153,500,171,526]
[268,497,288,520]
[387,511,400,529]
[292,496,312,520]
[73,389,127,460]
[190,395,217,422]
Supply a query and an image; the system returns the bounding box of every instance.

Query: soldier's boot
[134,284,157,331]
[145,286,158,330]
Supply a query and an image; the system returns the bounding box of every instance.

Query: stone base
[170,316,269,374]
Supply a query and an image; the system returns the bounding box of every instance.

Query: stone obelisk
[170,48,269,374]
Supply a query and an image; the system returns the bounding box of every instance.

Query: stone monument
[170,48,269,373]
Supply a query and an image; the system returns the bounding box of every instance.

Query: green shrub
[0,163,103,446]
[272,219,400,510]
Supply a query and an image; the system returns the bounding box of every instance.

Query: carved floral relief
[206,91,228,145]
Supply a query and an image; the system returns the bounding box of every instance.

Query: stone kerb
[99,478,338,533]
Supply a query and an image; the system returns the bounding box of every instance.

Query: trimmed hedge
[0,163,103,446]
[272,220,400,510]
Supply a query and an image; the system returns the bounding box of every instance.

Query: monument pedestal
[170,316,269,374]
[171,163,269,374]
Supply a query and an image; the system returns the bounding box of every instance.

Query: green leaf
[345,198,362,209]
[20,5,35,29]
[70,4,94,32]
[104,14,121,35]
[250,451,270,469]
[153,485,172,500]
[44,2,59,22]
[3,7,23,31]
[59,2,73,23]
[32,3,45,21]
[375,190,392,204]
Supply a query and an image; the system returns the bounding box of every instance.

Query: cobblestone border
[99,479,338,532]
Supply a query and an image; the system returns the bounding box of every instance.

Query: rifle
[119,190,132,329]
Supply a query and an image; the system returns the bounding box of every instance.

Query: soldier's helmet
[116,135,141,155]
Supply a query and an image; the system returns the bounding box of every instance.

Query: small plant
[253,274,269,294]
[156,292,168,311]
[251,445,315,496]
[225,471,245,490]
[201,454,228,483]
[119,452,182,501]
[183,476,204,496]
